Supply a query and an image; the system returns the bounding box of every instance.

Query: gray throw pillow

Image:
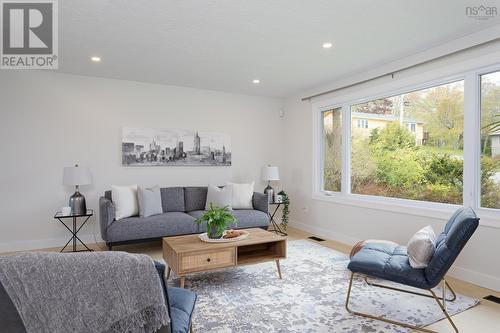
[205,185,232,210]
[137,186,163,218]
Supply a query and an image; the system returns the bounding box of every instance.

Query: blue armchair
[346,207,479,333]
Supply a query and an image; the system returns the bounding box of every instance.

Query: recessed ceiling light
[322,42,333,49]
[252,79,260,84]
[90,56,101,62]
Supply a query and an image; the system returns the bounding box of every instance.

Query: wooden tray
[198,230,250,243]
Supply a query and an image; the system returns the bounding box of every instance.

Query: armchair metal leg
[345,272,459,333]
[429,283,459,333]
[363,276,457,302]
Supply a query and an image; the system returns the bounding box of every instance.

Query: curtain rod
[301,36,500,102]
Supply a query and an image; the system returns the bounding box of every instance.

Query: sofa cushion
[187,210,208,232]
[184,187,207,212]
[107,213,197,242]
[188,209,269,232]
[231,210,269,228]
[187,210,205,219]
[0,281,27,333]
[348,242,430,289]
[161,187,186,212]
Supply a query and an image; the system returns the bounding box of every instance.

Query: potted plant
[277,190,290,230]
[195,203,237,239]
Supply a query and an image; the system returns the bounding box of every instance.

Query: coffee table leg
[166,267,171,279]
[180,277,185,288]
[276,260,282,279]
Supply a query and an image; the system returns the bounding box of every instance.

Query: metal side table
[53,209,94,252]
[268,202,287,236]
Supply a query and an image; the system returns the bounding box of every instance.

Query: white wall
[0,71,284,252]
[282,40,500,291]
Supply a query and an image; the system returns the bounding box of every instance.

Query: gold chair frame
[345,272,459,333]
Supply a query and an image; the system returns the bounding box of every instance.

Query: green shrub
[423,153,463,188]
[375,148,425,190]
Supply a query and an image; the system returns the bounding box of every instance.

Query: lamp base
[69,190,87,215]
[263,184,273,194]
[264,185,274,203]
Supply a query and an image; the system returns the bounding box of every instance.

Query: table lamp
[63,164,92,215]
[261,165,280,202]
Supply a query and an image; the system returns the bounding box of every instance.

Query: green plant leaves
[194,203,237,232]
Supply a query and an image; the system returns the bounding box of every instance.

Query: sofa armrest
[99,196,115,242]
[252,192,268,214]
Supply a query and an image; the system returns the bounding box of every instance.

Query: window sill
[312,192,500,229]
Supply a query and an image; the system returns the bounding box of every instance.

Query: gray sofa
[99,186,269,250]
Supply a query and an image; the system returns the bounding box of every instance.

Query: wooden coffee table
[162,228,287,288]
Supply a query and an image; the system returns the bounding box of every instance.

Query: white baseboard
[290,220,360,246]
[290,220,500,292]
[448,265,500,292]
[0,233,102,253]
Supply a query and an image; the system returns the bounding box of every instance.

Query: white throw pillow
[226,182,254,209]
[112,185,139,220]
[205,185,232,210]
[407,225,436,269]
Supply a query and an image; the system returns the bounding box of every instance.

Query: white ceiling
[59,0,500,97]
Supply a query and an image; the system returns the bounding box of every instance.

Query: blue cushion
[348,242,430,289]
[425,207,479,288]
[154,262,197,333]
[168,287,197,333]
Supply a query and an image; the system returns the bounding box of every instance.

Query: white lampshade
[63,165,92,186]
[261,166,280,181]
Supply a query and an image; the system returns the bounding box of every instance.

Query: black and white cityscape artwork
[122,127,231,166]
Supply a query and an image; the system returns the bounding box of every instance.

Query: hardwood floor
[3,226,500,332]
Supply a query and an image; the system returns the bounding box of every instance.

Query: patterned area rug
[165,240,478,332]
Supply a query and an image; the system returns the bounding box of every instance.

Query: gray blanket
[0,252,169,333]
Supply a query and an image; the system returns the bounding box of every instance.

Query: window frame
[312,63,500,228]
[477,67,500,216]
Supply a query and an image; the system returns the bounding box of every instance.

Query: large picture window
[350,81,464,204]
[322,108,342,192]
[480,71,500,209]
[316,65,500,221]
